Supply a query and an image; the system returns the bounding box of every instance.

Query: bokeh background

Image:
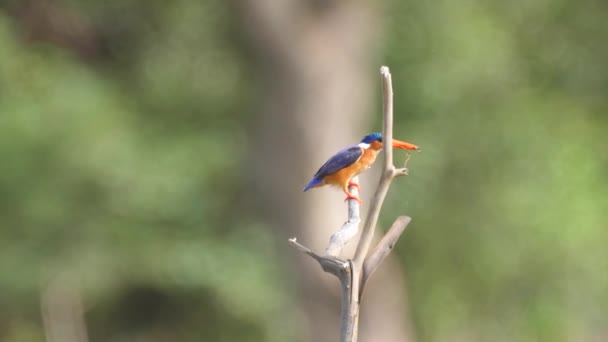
[1,0,607,341]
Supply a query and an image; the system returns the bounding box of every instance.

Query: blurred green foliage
[1,0,607,341]
[384,1,608,341]
[0,2,290,340]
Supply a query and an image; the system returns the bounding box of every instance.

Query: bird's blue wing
[313,146,363,179]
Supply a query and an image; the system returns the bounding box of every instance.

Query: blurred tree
[4,0,105,60]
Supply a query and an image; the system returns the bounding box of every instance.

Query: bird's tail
[303,178,322,192]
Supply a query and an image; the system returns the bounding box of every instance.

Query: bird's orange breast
[322,148,379,189]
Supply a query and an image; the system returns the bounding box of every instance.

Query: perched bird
[303,132,419,203]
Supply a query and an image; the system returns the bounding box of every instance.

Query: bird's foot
[343,192,363,204]
[347,181,361,192]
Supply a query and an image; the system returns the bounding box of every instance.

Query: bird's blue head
[359,132,421,151]
[360,132,382,144]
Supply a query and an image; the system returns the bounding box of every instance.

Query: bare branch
[380,66,394,171]
[288,237,319,258]
[288,238,349,277]
[340,65,404,342]
[360,216,411,296]
[289,65,417,342]
[352,66,396,267]
[326,176,362,257]
[394,168,409,177]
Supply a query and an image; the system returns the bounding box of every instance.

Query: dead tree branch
[361,216,411,297]
[326,176,362,257]
[288,66,415,342]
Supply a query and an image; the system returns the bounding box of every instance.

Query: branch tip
[380,65,390,76]
[395,168,409,176]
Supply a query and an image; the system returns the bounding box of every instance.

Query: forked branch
[288,66,415,342]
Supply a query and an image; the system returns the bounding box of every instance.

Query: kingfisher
[303,132,420,203]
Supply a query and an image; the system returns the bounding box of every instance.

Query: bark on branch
[325,176,362,257]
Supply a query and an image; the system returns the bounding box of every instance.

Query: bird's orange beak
[392,139,420,151]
